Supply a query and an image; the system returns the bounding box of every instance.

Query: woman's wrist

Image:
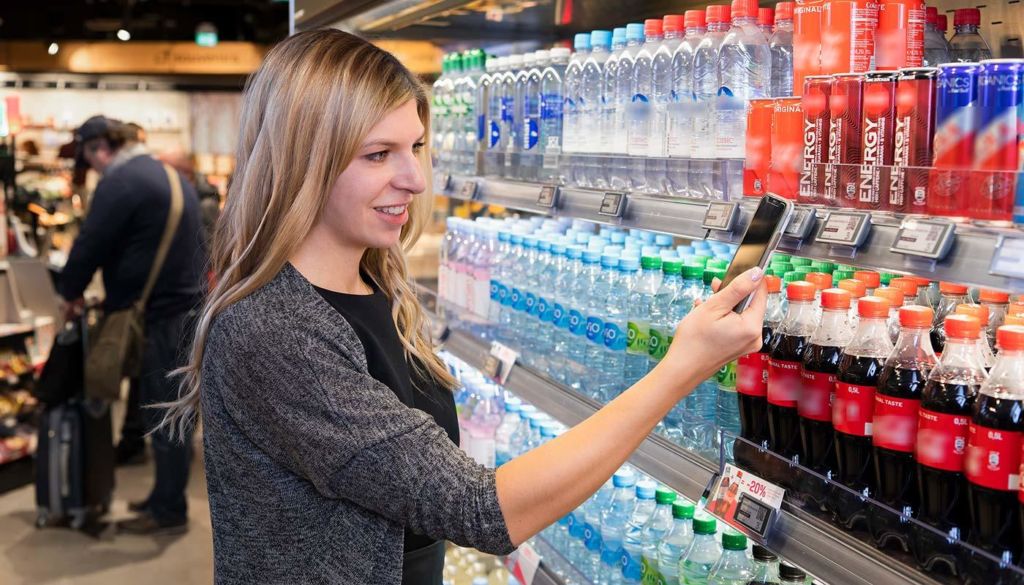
[645,356,704,403]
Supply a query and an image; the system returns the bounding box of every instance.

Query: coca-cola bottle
[931,282,969,354]
[965,324,1024,578]
[736,275,784,473]
[870,306,937,550]
[853,270,881,295]
[955,304,996,370]
[838,278,866,330]
[797,288,853,509]
[874,286,908,344]
[912,314,987,572]
[830,296,894,529]
[767,281,818,482]
[979,289,1010,350]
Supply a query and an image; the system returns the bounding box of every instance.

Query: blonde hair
[161,29,455,439]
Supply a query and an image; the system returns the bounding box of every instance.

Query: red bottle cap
[979,289,1011,304]
[926,6,938,25]
[945,314,981,340]
[996,325,1024,351]
[775,1,794,20]
[954,8,981,27]
[806,272,833,291]
[911,276,931,288]
[707,4,732,23]
[889,277,919,298]
[765,274,782,293]
[1006,314,1024,327]
[874,286,906,310]
[731,0,759,19]
[937,14,949,33]
[685,9,707,28]
[821,288,852,310]
[663,14,686,34]
[955,303,990,325]
[940,281,969,295]
[645,18,664,37]
[758,8,775,27]
[838,279,867,299]
[786,281,817,302]
[853,270,881,289]
[859,296,891,319]
[899,305,934,328]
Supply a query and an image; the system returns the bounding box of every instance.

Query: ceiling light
[116,29,131,41]
[47,42,59,55]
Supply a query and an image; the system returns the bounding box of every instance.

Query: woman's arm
[495,267,767,545]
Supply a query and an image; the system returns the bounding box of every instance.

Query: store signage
[598,192,627,217]
[459,179,479,200]
[815,211,872,248]
[483,341,518,385]
[702,202,739,232]
[890,219,955,260]
[537,184,559,208]
[504,542,541,585]
[706,463,785,540]
[783,206,817,240]
[991,237,1024,280]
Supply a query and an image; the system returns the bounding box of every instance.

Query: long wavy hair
[160,29,455,439]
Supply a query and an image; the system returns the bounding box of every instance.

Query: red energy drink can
[745,98,775,197]
[768,97,805,200]
[826,73,864,207]
[821,0,879,75]
[800,76,832,205]
[875,0,925,70]
[889,67,937,214]
[859,71,898,211]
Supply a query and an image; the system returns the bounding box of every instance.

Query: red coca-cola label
[738,352,769,397]
[916,408,969,472]
[833,381,876,436]
[798,369,835,422]
[768,358,803,407]
[965,424,1022,492]
[872,394,920,452]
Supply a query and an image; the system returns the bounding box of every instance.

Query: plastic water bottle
[488,230,511,340]
[689,268,723,453]
[563,34,591,165]
[601,28,627,168]
[620,480,658,584]
[432,54,454,171]
[494,397,521,467]
[707,531,753,585]
[582,30,613,189]
[585,253,618,399]
[540,47,569,183]
[572,478,614,576]
[509,404,536,457]
[486,56,507,174]
[520,51,546,181]
[691,6,731,200]
[625,254,663,386]
[476,54,494,173]
[715,355,741,460]
[632,486,677,584]
[769,2,794,97]
[628,19,663,194]
[679,514,723,585]
[667,11,706,196]
[599,470,638,584]
[601,256,636,401]
[656,500,696,585]
[534,238,561,375]
[466,383,502,468]
[673,265,710,449]
[503,54,524,178]
[611,23,645,191]
[555,245,584,386]
[571,249,602,395]
[647,260,683,434]
[651,15,685,196]
[458,50,483,174]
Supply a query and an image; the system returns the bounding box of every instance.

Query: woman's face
[322,99,426,251]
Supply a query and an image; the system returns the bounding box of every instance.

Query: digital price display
[598,192,627,217]
[890,219,955,260]
[703,202,739,232]
[815,211,872,248]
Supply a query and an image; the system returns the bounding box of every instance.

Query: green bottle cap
[783,271,803,283]
[791,257,813,267]
[642,255,663,270]
[692,514,717,535]
[881,272,898,286]
[812,261,837,274]
[691,255,711,267]
[682,264,704,279]
[721,530,747,551]
[672,500,695,519]
[794,266,815,276]
[663,260,684,275]
[655,487,677,505]
[771,253,792,263]
[834,270,855,283]
[709,259,730,270]
[771,262,794,275]
[838,264,855,272]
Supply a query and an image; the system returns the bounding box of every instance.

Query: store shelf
[442,327,943,585]
[438,174,1024,292]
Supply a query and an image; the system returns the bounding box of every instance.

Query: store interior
[1,0,1024,584]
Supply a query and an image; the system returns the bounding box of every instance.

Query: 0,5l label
[767,359,803,408]
[626,320,650,356]
[603,322,627,351]
[965,424,1022,492]
[833,382,876,436]
[799,369,835,422]
[873,395,921,453]
[916,409,970,472]
[648,327,670,361]
[586,317,605,343]
[737,352,769,397]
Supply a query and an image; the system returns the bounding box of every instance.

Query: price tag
[991,236,1024,279]
[598,192,627,217]
[702,202,739,232]
[505,542,542,585]
[537,184,559,208]
[783,206,816,240]
[705,463,784,540]
[486,341,518,385]
[460,180,479,200]
[815,211,872,248]
[890,218,956,260]
[433,172,451,193]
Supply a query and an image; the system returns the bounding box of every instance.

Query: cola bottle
[912,314,987,573]
[979,290,1010,351]
[736,275,784,473]
[831,296,894,529]
[798,288,853,510]
[837,278,866,330]
[931,282,969,354]
[870,306,937,550]
[955,303,996,370]
[767,281,818,482]
[964,324,1024,580]
[873,286,907,344]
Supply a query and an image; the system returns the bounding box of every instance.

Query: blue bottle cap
[538,239,551,251]
[574,33,592,51]
[523,236,537,248]
[551,242,566,254]
[636,480,657,500]
[583,249,602,263]
[590,29,612,49]
[504,397,522,412]
[613,468,637,487]
[655,233,674,246]
[610,232,627,244]
[626,23,645,42]
[612,27,628,44]
[601,253,620,268]
[510,234,523,245]
[567,245,583,259]
[620,257,641,271]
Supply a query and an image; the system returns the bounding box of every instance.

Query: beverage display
[955,304,996,369]
[799,75,831,205]
[931,282,969,354]
[680,514,723,585]
[769,2,795,97]
[858,71,898,211]
[949,8,992,63]
[923,7,952,67]
[874,0,924,71]
[736,275,784,471]
[890,67,937,214]
[619,480,657,584]
[706,531,752,585]
[929,62,980,218]
[831,296,894,528]
[971,59,1024,223]
[825,73,864,206]
[767,97,803,200]
[870,306,936,549]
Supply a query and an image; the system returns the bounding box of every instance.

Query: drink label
[603,322,628,351]
[717,360,737,390]
[569,309,587,336]
[714,92,747,159]
[621,549,642,581]
[537,296,552,323]
[525,292,538,317]
[965,423,1022,492]
[833,381,876,436]
[640,556,667,585]
[522,117,539,151]
[916,408,969,472]
[489,279,500,302]
[626,320,650,356]
[873,394,920,452]
[586,316,605,343]
[511,287,526,312]
[799,369,836,422]
[567,511,585,538]
[583,522,603,551]
[737,352,769,397]
[648,327,670,361]
[767,358,803,407]
[601,541,624,566]
[551,302,568,329]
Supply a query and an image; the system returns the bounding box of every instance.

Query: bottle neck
[848,316,894,357]
[955,24,980,34]
[708,22,730,33]
[939,336,985,370]
[890,326,937,367]
[646,34,664,43]
[776,18,793,29]
[782,299,817,331]
[732,16,756,26]
[986,349,1024,394]
[686,26,707,37]
[812,307,851,345]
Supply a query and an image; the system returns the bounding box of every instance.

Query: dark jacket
[59,153,206,322]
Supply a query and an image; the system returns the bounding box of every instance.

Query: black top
[314,282,459,554]
[59,154,207,322]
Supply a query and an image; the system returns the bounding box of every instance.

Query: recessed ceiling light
[116,29,131,41]
[47,42,59,55]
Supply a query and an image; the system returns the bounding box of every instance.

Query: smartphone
[719,195,795,313]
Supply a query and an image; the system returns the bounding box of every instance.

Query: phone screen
[719,196,793,311]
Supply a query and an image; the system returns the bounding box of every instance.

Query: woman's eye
[366,150,388,162]
[412,142,425,154]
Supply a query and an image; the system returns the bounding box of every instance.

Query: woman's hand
[656,267,767,393]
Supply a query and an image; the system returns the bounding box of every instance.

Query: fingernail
[749,266,763,282]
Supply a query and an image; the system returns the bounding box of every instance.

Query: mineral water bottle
[489,230,512,340]
[535,239,562,376]
[648,261,684,436]
[487,56,509,174]
[432,54,454,171]
[540,47,569,183]
[507,53,534,179]
[620,481,659,584]
[628,19,663,193]
[443,53,464,175]
[503,54,524,178]
[601,256,636,401]
[520,50,546,181]
[633,487,677,584]
[668,10,707,195]
[585,253,619,399]
[611,23,645,191]
[601,28,628,164]
[494,397,521,467]
[707,531,753,585]
[949,8,992,63]
[716,355,742,460]
[679,514,723,585]
[574,478,614,575]
[675,264,710,448]
[514,235,538,353]
[655,15,686,196]
[499,233,524,346]
[599,470,638,584]
[690,268,725,453]
[509,404,536,457]
[625,255,663,386]
[656,500,696,585]
[582,30,613,188]
[466,383,502,467]
[563,34,591,160]
[768,1,794,97]
[691,6,731,199]
[459,50,483,174]
[556,245,585,386]
[573,249,603,395]
[476,54,494,174]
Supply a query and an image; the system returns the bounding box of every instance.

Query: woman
[161,29,767,584]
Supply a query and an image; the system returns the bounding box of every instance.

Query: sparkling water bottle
[601,28,627,169]
[656,500,696,585]
[668,11,707,195]
[625,254,662,386]
[628,19,663,193]
[654,15,686,196]
[769,2,794,96]
[648,261,685,438]
[520,50,547,181]
[632,486,677,583]
[601,256,636,401]
[611,23,645,191]
[716,354,742,460]
[691,6,731,199]
[599,470,638,584]
[679,514,723,585]
[582,30,613,188]
[540,47,569,183]
[707,531,753,585]
[563,34,591,163]
[585,253,619,399]
[620,481,659,584]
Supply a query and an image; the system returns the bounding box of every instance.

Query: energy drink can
[875,0,925,70]
[800,75,832,205]
[929,62,981,218]
[821,0,879,75]
[890,67,937,214]
[859,71,898,211]
[768,97,805,200]
[972,59,1024,222]
[744,98,776,197]
[826,73,864,206]
[794,0,826,96]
